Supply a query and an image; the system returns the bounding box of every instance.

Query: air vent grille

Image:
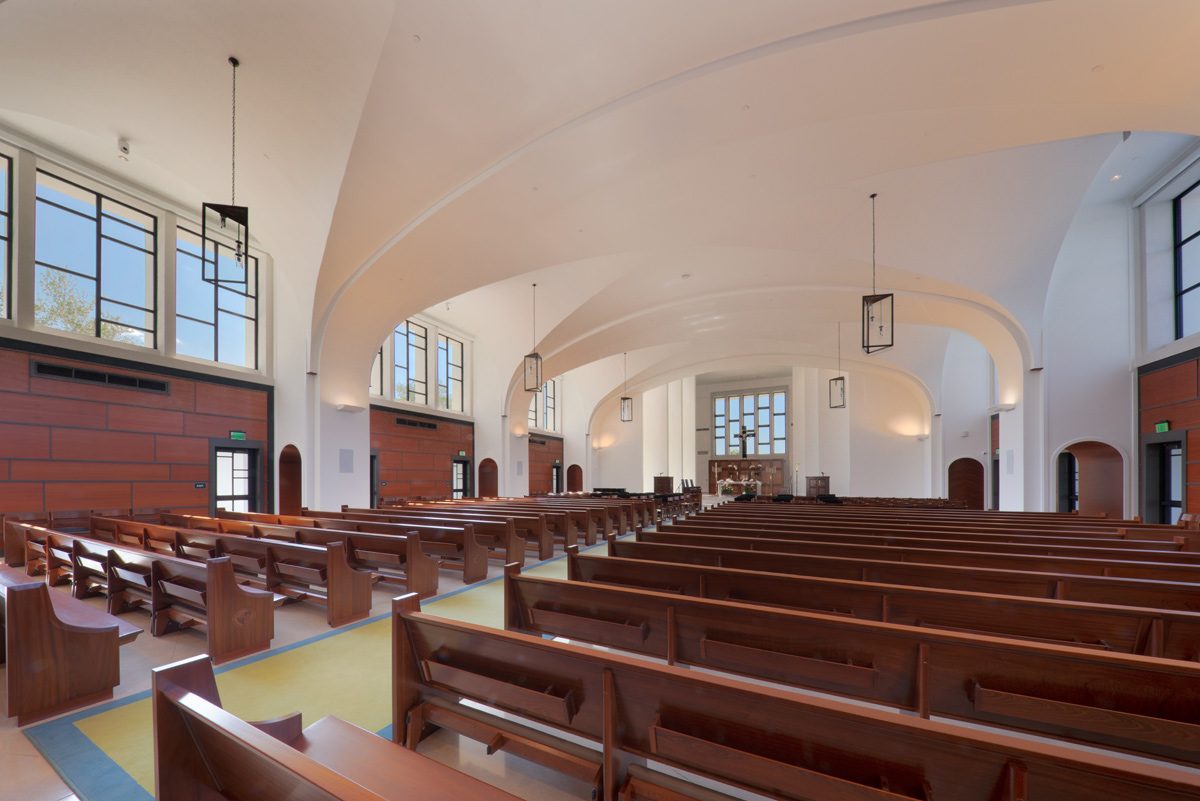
[530,438,547,446]
[396,417,438,430]
[33,361,170,394]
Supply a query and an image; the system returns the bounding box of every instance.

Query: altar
[717,478,762,497]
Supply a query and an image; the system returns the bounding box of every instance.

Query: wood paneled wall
[0,343,270,516]
[371,408,473,499]
[528,435,564,494]
[1139,359,1200,511]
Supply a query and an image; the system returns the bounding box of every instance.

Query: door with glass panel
[214,448,257,513]
[1161,442,1184,524]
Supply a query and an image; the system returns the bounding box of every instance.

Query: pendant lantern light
[620,352,633,422]
[829,322,846,408]
[523,283,542,392]
[202,57,250,286]
[862,193,894,353]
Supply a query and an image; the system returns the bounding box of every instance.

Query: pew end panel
[2,576,122,726]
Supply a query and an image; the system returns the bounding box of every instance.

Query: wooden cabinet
[806,476,830,497]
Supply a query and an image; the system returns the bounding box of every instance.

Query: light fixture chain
[230,57,237,205]
[837,322,841,374]
[870,192,877,294]
[532,283,537,347]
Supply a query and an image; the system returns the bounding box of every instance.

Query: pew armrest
[249,711,304,744]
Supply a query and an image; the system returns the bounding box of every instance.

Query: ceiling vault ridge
[311,0,1048,369]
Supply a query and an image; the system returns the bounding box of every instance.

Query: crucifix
[734,427,755,456]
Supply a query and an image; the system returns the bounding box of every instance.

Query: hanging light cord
[623,352,627,393]
[531,283,537,347]
[837,322,842,375]
[230,57,239,205]
[870,192,877,294]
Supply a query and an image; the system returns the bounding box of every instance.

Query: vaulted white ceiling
[3,0,1200,410]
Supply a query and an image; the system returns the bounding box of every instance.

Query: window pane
[716,437,726,456]
[774,392,785,413]
[36,266,95,335]
[217,310,254,367]
[37,200,97,277]
[177,317,215,361]
[729,397,739,418]
[37,172,96,217]
[1182,189,1200,239]
[1182,288,1200,338]
[1182,235,1200,291]
[101,238,154,310]
[774,417,786,439]
[714,397,725,414]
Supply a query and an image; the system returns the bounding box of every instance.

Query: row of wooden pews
[8,521,278,664]
[379,501,1200,798]
[393,592,1200,801]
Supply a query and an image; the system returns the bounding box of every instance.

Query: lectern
[653,476,674,495]
[806,476,830,497]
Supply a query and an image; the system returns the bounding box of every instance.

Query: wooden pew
[322,507,529,565]
[505,567,1200,766]
[609,537,1200,612]
[2,563,141,725]
[89,516,375,627]
[394,595,1200,801]
[105,547,276,664]
[445,497,615,540]
[342,505,557,561]
[3,519,277,665]
[660,519,1190,553]
[420,498,601,546]
[635,529,1200,580]
[567,551,1200,659]
[217,510,492,584]
[153,654,524,801]
[163,513,441,598]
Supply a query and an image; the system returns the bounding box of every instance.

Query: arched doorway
[567,463,583,492]
[478,458,499,498]
[278,444,303,515]
[1061,441,1124,519]
[947,458,984,510]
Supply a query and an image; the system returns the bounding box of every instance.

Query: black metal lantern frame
[861,193,894,354]
[203,57,251,288]
[620,396,633,421]
[523,352,542,392]
[829,375,845,409]
[862,292,894,353]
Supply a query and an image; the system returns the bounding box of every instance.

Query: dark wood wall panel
[1140,400,1200,435]
[0,345,270,518]
[1140,361,1199,409]
[528,436,564,495]
[371,408,474,501]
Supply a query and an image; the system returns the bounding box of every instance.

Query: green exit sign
[1156,421,1170,434]
[459,450,467,456]
[230,431,247,441]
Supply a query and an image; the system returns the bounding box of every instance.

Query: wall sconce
[335,403,366,414]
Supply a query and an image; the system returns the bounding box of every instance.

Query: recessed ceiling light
[681,274,691,279]
[1110,174,1122,181]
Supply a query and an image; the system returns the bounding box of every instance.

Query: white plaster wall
[816,368,851,495]
[1043,199,1135,515]
[846,371,927,497]
[593,396,643,490]
[940,331,992,498]
[642,384,670,491]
